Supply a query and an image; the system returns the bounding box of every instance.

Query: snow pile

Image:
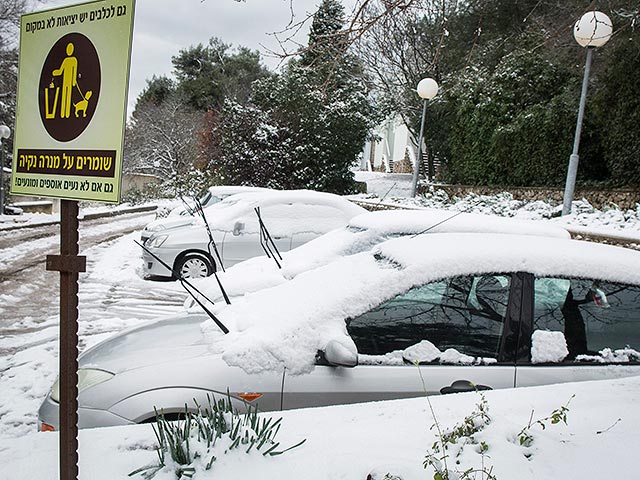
[531,330,569,363]
[359,340,497,366]
[576,348,640,364]
[402,340,441,364]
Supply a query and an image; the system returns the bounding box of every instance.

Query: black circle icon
[38,32,101,142]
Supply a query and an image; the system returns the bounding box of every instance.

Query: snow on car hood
[203,233,640,376]
[80,313,214,373]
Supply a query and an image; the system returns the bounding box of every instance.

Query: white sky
[36,0,332,113]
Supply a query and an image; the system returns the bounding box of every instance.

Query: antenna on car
[411,209,467,237]
[254,206,283,269]
[134,240,229,334]
[193,197,231,305]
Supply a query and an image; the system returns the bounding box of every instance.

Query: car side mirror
[323,340,358,368]
[233,220,245,236]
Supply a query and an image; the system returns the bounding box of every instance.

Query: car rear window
[532,277,640,363]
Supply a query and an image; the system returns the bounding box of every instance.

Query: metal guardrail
[350,198,640,251]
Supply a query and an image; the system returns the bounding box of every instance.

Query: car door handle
[440,380,492,395]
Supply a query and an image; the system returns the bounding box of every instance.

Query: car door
[220,204,292,266]
[282,273,519,409]
[516,275,640,387]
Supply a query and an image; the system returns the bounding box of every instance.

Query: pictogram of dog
[74,90,92,118]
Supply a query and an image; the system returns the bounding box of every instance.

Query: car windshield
[199,191,213,206]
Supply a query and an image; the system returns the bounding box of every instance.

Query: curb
[0,204,157,232]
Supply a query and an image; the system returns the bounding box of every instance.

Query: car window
[346,274,511,364]
[532,277,640,364]
[199,191,213,206]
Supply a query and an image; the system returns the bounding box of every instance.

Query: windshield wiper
[179,195,198,217]
[254,206,283,269]
[135,240,229,334]
[193,197,231,305]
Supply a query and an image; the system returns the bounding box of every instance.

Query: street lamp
[562,11,613,215]
[0,125,11,216]
[411,78,439,198]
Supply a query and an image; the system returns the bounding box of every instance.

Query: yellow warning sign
[11,0,135,203]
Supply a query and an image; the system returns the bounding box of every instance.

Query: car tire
[175,253,214,279]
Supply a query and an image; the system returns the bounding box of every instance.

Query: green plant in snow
[423,392,496,480]
[415,364,496,480]
[129,393,306,479]
[517,395,574,449]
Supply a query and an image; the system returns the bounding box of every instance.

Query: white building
[360,116,418,173]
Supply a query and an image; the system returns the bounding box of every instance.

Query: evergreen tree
[205,0,377,194]
[172,38,270,111]
[206,100,293,189]
[301,0,347,67]
[135,75,176,108]
[594,33,640,186]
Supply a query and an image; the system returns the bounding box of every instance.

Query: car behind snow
[142,190,367,279]
[39,232,640,430]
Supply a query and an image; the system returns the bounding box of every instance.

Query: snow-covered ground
[1,176,639,479]
[2,375,639,479]
[353,172,640,241]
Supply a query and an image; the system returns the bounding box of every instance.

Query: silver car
[38,232,640,430]
[142,190,367,279]
[140,186,269,243]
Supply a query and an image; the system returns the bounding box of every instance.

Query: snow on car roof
[205,233,640,376]
[348,208,570,238]
[203,189,366,218]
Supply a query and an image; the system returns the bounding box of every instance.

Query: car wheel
[175,253,213,279]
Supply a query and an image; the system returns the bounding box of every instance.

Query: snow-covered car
[38,233,640,430]
[141,186,269,243]
[184,208,571,306]
[142,190,367,279]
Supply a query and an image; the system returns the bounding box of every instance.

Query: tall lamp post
[0,125,11,215]
[411,78,439,198]
[562,11,613,216]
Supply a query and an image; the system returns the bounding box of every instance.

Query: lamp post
[410,78,439,198]
[0,125,11,215]
[562,11,613,216]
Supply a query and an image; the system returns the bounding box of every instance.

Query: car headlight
[50,368,115,403]
[146,234,168,248]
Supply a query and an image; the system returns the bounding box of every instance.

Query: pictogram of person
[52,42,78,119]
